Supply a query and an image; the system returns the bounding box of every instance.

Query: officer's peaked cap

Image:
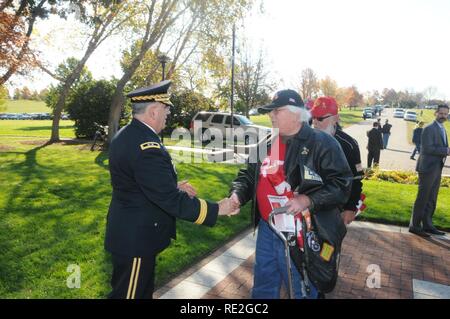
[126,80,173,106]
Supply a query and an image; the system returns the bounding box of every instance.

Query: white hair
[286,105,311,123]
[132,101,158,116]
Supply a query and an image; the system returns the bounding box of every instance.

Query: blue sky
[8,0,450,100]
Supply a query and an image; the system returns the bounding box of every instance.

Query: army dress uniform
[104,81,218,299]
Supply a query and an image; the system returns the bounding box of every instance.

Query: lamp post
[230,24,236,149]
[158,54,170,143]
[158,54,170,81]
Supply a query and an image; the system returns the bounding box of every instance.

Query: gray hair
[132,101,158,116]
[286,105,311,123]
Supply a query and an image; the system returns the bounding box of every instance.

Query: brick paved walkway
[155,222,450,299]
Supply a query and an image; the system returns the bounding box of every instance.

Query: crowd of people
[103,80,449,299]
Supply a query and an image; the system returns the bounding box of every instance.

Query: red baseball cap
[310,96,338,118]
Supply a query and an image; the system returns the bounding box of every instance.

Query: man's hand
[178,180,196,198]
[218,198,240,216]
[342,210,356,225]
[286,194,311,215]
[228,193,241,216]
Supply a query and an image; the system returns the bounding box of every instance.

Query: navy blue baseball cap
[258,89,304,114]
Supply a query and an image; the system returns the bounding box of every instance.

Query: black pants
[410,169,442,229]
[367,149,380,168]
[108,254,156,299]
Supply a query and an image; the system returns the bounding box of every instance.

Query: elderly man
[310,96,364,225]
[228,89,352,299]
[104,80,237,299]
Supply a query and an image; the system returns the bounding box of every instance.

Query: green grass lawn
[0,120,76,139]
[1,100,50,113]
[250,107,364,128]
[359,179,449,230]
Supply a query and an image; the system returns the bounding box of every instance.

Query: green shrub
[364,167,449,187]
[67,80,129,138]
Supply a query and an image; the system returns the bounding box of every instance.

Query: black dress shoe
[409,227,431,237]
[423,228,446,236]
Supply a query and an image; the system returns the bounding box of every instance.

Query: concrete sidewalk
[155,221,450,299]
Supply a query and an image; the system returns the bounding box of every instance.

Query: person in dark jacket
[381,119,392,149]
[366,122,384,168]
[227,89,352,299]
[410,121,424,160]
[310,96,364,226]
[104,80,237,299]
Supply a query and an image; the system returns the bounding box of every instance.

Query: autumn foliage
[0,12,36,81]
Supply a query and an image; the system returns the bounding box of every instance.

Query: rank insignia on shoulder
[140,141,160,150]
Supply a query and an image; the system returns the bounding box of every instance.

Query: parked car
[248,108,259,116]
[362,107,374,119]
[190,111,271,144]
[393,108,405,118]
[403,110,417,122]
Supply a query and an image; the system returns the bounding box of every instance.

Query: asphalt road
[343,108,450,176]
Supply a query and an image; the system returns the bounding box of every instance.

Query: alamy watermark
[168,121,279,164]
[66,264,81,289]
[366,264,381,289]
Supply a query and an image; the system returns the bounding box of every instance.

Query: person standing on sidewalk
[310,96,364,226]
[227,89,352,299]
[410,121,424,160]
[409,104,449,237]
[366,122,384,168]
[381,119,392,149]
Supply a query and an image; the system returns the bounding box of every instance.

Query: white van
[189,112,271,144]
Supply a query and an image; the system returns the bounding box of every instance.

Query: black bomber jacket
[230,123,353,230]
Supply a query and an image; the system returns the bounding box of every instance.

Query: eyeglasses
[313,115,333,122]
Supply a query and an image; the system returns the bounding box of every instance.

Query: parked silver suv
[189,112,271,144]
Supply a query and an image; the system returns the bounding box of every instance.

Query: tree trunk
[107,81,127,145]
[50,53,92,142]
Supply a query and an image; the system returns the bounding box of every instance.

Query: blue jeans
[382,133,390,149]
[252,219,318,299]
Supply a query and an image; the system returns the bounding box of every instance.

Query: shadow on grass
[15,125,74,131]
[0,143,113,297]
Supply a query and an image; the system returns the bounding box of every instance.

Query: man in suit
[104,80,237,299]
[366,122,384,168]
[410,104,449,237]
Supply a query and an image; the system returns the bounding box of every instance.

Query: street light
[158,54,170,81]
[157,54,170,143]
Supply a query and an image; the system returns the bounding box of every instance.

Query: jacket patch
[320,242,335,262]
[140,142,160,150]
[301,147,309,155]
[304,166,323,182]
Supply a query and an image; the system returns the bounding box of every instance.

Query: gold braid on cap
[131,93,172,105]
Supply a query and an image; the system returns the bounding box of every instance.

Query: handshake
[177,180,241,217]
[218,193,241,217]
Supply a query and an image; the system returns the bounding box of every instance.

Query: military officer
[104,80,237,299]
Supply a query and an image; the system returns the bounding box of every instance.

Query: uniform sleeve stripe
[195,199,208,224]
